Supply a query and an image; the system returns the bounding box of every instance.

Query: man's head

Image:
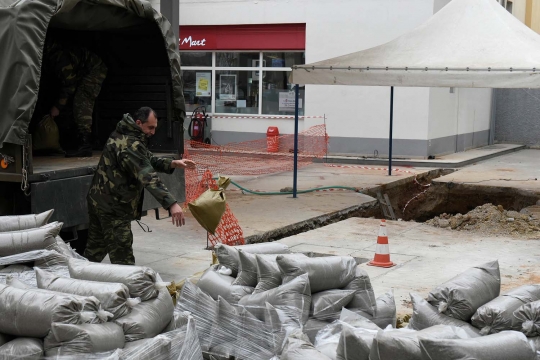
[133,107,158,138]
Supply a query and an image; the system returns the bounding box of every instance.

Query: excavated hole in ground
[365,168,540,224]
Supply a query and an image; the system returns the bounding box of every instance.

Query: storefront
[179,0,493,157]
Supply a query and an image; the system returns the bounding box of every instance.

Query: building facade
[172,0,494,158]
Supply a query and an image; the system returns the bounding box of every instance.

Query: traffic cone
[367,219,396,268]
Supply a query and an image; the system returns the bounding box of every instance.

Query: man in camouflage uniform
[45,40,107,157]
[85,107,196,265]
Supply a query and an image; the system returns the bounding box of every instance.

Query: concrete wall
[495,89,540,147]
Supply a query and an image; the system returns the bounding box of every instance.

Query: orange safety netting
[182,124,328,247]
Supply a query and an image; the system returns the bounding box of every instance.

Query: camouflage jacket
[46,42,104,110]
[87,114,177,220]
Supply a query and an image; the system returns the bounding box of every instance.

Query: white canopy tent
[288,0,540,196]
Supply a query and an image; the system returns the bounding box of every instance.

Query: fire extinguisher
[188,106,210,145]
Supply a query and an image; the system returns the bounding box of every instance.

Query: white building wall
[179,0,493,157]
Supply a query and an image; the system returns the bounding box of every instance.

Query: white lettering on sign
[180,36,207,47]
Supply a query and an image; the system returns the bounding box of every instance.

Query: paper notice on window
[196,73,211,96]
[279,91,302,112]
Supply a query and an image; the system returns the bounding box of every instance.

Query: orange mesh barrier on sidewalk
[182,124,328,247]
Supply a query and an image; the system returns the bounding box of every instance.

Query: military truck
[0,0,186,252]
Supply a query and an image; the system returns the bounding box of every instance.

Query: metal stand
[389,86,394,176]
[293,84,300,198]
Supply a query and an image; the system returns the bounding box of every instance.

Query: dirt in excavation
[426,203,540,239]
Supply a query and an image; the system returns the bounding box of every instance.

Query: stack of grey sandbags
[180,242,394,359]
[0,211,204,359]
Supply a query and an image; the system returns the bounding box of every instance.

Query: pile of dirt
[426,203,540,239]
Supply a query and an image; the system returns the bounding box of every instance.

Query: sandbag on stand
[277,255,357,293]
[0,209,54,232]
[514,300,540,337]
[428,260,501,321]
[0,338,44,360]
[44,322,125,356]
[419,330,537,360]
[196,265,253,304]
[36,268,139,320]
[239,273,311,324]
[0,222,62,256]
[68,258,165,301]
[0,283,85,337]
[472,284,540,335]
[214,242,291,277]
[115,288,174,342]
[408,293,481,337]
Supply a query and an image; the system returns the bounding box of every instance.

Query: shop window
[263,52,305,67]
[215,70,258,114]
[216,52,260,67]
[182,70,212,113]
[180,52,212,67]
[262,71,304,116]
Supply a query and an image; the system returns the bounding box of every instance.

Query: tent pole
[293,84,299,198]
[389,86,394,176]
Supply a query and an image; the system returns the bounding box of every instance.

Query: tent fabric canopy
[291,0,540,88]
[0,0,184,147]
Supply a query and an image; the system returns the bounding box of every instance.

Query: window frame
[181,50,304,116]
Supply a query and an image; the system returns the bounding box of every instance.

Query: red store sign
[179,24,306,51]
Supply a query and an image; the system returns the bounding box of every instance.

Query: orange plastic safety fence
[182,124,328,247]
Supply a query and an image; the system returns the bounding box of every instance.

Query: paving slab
[434,149,540,193]
[277,217,540,317]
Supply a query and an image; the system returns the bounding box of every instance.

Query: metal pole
[389,86,394,176]
[293,84,300,198]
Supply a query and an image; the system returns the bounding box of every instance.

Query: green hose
[222,178,360,195]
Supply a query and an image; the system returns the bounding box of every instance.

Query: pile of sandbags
[0,211,204,360]
[177,242,392,359]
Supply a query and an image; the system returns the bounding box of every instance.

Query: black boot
[66,133,93,158]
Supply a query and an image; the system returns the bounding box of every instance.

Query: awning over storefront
[291,0,540,89]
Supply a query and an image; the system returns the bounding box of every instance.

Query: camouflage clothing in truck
[85,114,177,264]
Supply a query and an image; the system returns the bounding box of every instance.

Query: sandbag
[514,300,540,336]
[208,297,240,357]
[311,289,356,321]
[266,303,303,355]
[281,330,332,360]
[336,325,379,360]
[188,186,227,235]
[471,284,540,335]
[44,322,125,356]
[529,336,540,354]
[120,335,171,360]
[0,338,44,360]
[176,280,218,352]
[239,273,311,324]
[8,274,110,324]
[254,254,283,294]
[33,115,62,151]
[46,236,85,260]
[305,318,333,344]
[419,330,536,360]
[314,321,347,359]
[214,242,291,276]
[234,251,307,288]
[277,255,357,293]
[408,293,481,337]
[369,325,471,360]
[339,308,381,331]
[0,283,85,337]
[0,210,54,232]
[428,260,501,321]
[114,288,174,342]
[0,222,62,257]
[346,290,397,329]
[0,264,32,274]
[36,267,138,320]
[342,267,377,316]
[68,258,164,301]
[196,265,253,304]
[34,251,70,267]
[163,310,191,333]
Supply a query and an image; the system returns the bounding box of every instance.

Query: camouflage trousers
[73,61,107,134]
[84,203,135,265]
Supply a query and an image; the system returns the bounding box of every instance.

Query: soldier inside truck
[29,26,180,160]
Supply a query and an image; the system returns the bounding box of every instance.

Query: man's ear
[135,120,142,126]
